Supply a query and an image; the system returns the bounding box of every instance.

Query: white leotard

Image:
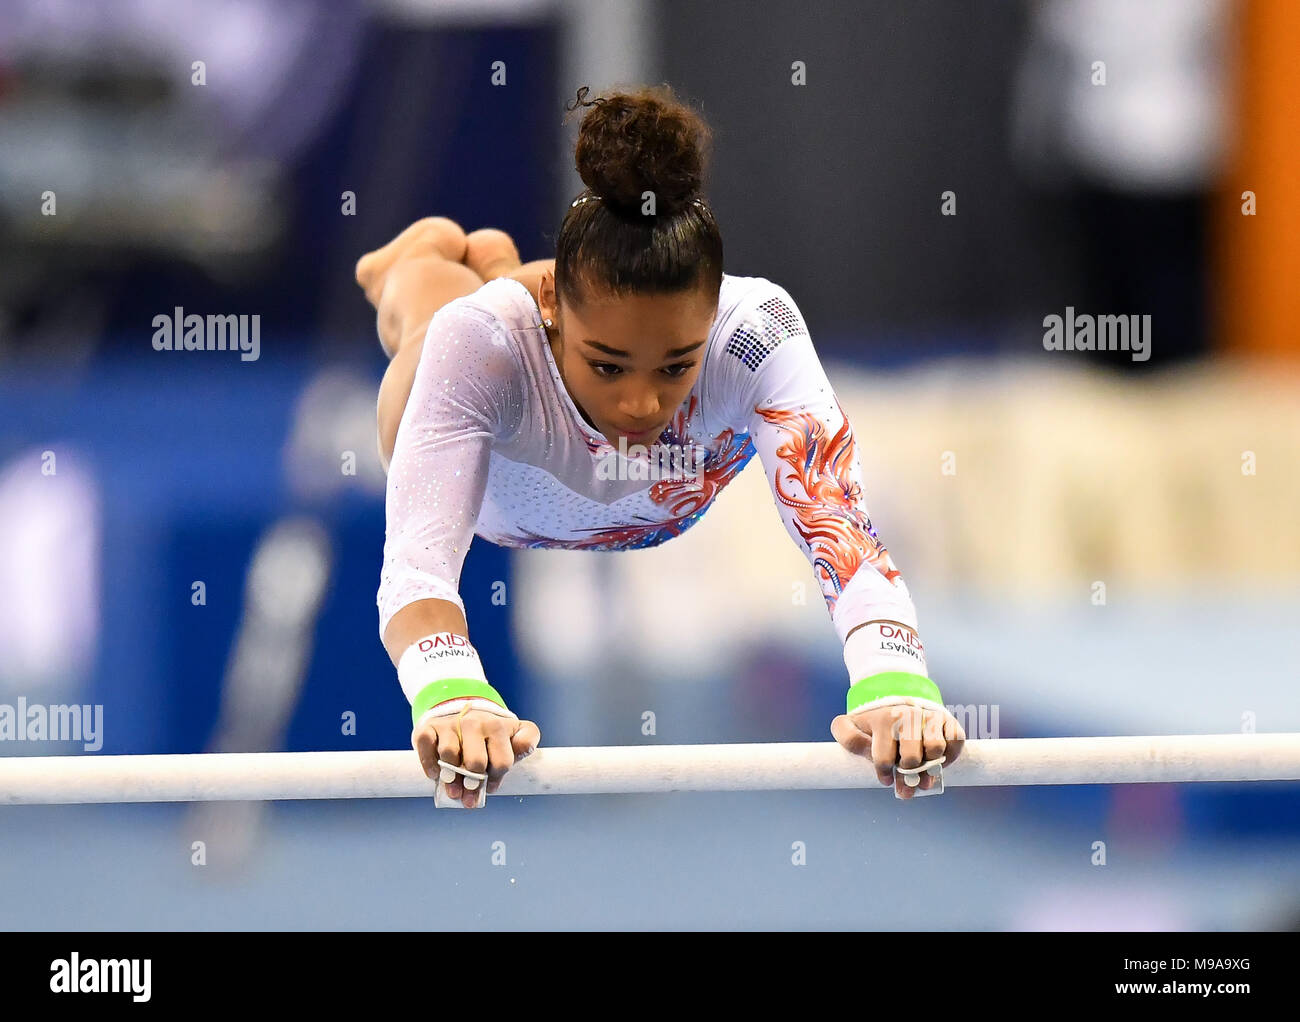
[378,274,921,681]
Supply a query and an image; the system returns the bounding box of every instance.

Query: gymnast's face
[540,275,717,447]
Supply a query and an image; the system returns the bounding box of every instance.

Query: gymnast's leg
[358,219,524,470]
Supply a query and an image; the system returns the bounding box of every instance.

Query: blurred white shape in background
[0,447,100,692]
[1011,885,1190,931]
[0,0,364,163]
[1013,0,1232,190]
[283,366,388,501]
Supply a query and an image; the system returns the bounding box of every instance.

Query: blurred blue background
[1,0,1297,930]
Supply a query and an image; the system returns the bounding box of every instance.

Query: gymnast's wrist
[847,672,944,716]
[842,620,942,714]
[397,632,512,727]
[414,696,516,731]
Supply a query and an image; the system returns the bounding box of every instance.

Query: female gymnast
[356,85,965,808]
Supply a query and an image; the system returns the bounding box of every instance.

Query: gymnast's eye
[588,361,623,377]
[660,361,696,379]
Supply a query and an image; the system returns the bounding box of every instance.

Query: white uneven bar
[2,734,1299,805]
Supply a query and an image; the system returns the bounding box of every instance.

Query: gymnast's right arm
[377,305,540,807]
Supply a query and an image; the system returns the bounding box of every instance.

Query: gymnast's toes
[356,217,470,304]
[464,227,522,282]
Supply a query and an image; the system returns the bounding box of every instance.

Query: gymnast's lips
[611,423,665,442]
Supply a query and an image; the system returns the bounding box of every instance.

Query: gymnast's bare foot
[355,217,469,306]
[463,228,522,283]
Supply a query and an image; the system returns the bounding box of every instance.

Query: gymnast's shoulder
[406,278,534,427]
[424,275,542,352]
[711,272,810,342]
[697,273,814,416]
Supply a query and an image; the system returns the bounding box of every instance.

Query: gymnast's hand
[830,703,965,800]
[411,708,541,808]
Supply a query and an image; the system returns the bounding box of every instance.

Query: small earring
[543,319,553,328]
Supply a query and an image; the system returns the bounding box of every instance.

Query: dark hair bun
[568,84,712,217]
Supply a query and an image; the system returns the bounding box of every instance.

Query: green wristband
[847,671,943,715]
[411,677,509,726]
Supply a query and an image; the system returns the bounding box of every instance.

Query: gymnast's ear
[537,268,563,330]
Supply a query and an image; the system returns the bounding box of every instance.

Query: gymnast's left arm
[736,285,966,799]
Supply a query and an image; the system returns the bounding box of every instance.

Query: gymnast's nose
[617,388,660,420]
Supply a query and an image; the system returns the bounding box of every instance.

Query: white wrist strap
[397,631,490,704]
[843,620,929,683]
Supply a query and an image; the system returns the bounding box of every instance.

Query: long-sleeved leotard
[378,274,922,691]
